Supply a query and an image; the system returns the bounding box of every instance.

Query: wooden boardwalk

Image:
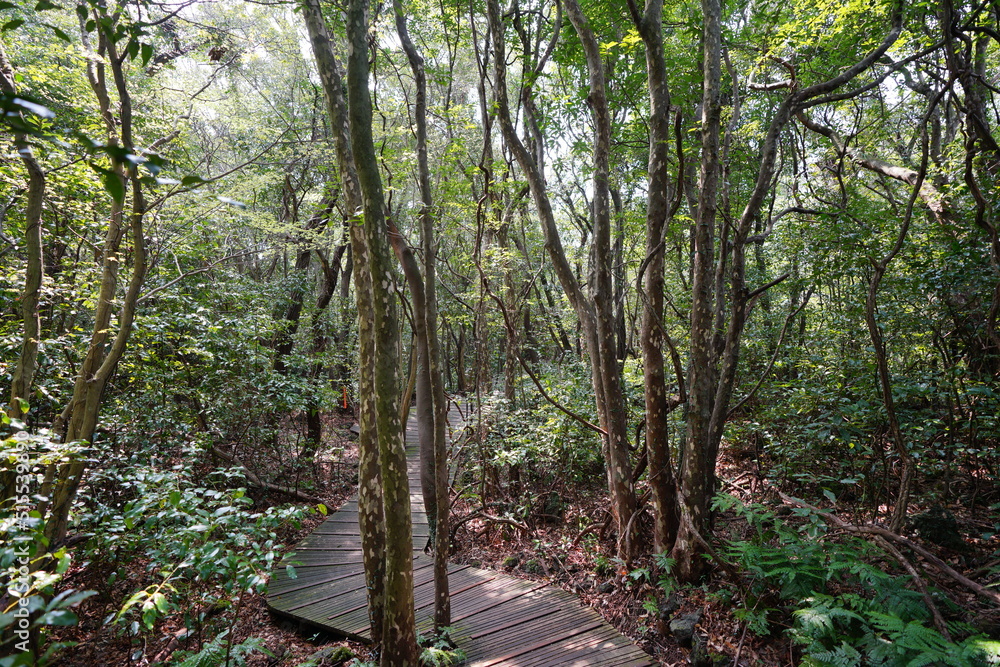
[267,406,653,666]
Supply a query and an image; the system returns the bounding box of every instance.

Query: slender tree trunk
[347,0,418,661]
[391,2,451,626]
[672,0,733,579]
[300,0,386,641]
[627,0,680,555]
[0,43,44,421]
[273,195,333,375]
[45,13,149,544]
[489,0,636,560]
[305,241,347,453]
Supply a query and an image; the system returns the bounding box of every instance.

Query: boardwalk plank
[267,407,652,665]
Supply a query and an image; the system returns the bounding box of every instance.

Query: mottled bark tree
[391,0,451,628]
[300,0,386,642]
[625,0,681,555]
[346,0,419,661]
[44,7,150,544]
[672,0,903,579]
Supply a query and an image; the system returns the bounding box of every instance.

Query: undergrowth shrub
[77,442,314,657]
[1,429,95,666]
[717,495,1000,666]
[472,360,607,492]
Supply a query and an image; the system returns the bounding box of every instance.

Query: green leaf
[141,42,153,67]
[2,19,25,32]
[0,1,18,8]
[74,3,87,19]
[35,0,61,10]
[150,592,169,613]
[823,489,836,503]
[0,652,35,667]
[47,24,70,42]
[50,590,96,610]
[84,18,95,32]
[181,175,205,187]
[8,96,55,119]
[317,503,328,516]
[36,609,78,626]
[102,171,125,203]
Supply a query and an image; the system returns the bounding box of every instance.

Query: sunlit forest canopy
[2,0,1000,663]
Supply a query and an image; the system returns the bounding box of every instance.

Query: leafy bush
[171,629,272,667]
[77,444,313,639]
[0,429,95,666]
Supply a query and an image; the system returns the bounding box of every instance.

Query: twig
[572,521,609,548]
[728,289,812,419]
[450,510,530,540]
[480,273,606,437]
[138,248,264,302]
[733,622,749,666]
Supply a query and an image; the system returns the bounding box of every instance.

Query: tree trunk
[347,0,418,661]
[489,0,636,560]
[300,0,386,641]
[45,11,149,544]
[0,43,45,421]
[627,0,680,555]
[391,1,451,626]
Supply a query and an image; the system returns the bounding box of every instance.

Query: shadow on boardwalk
[267,405,653,666]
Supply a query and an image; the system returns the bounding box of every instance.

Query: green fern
[420,645,467,666]
[723,496,1000,667]
[801,640,862,667]
[172,630,271,667]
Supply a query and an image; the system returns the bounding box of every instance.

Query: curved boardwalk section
[268,407,652,666]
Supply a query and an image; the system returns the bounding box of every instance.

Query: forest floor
[50,414,1000,666]
[446,480,791,666]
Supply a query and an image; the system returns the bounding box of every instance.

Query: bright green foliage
[471,360,609,493]
[418,627,466,666]
[78,448,312,636]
